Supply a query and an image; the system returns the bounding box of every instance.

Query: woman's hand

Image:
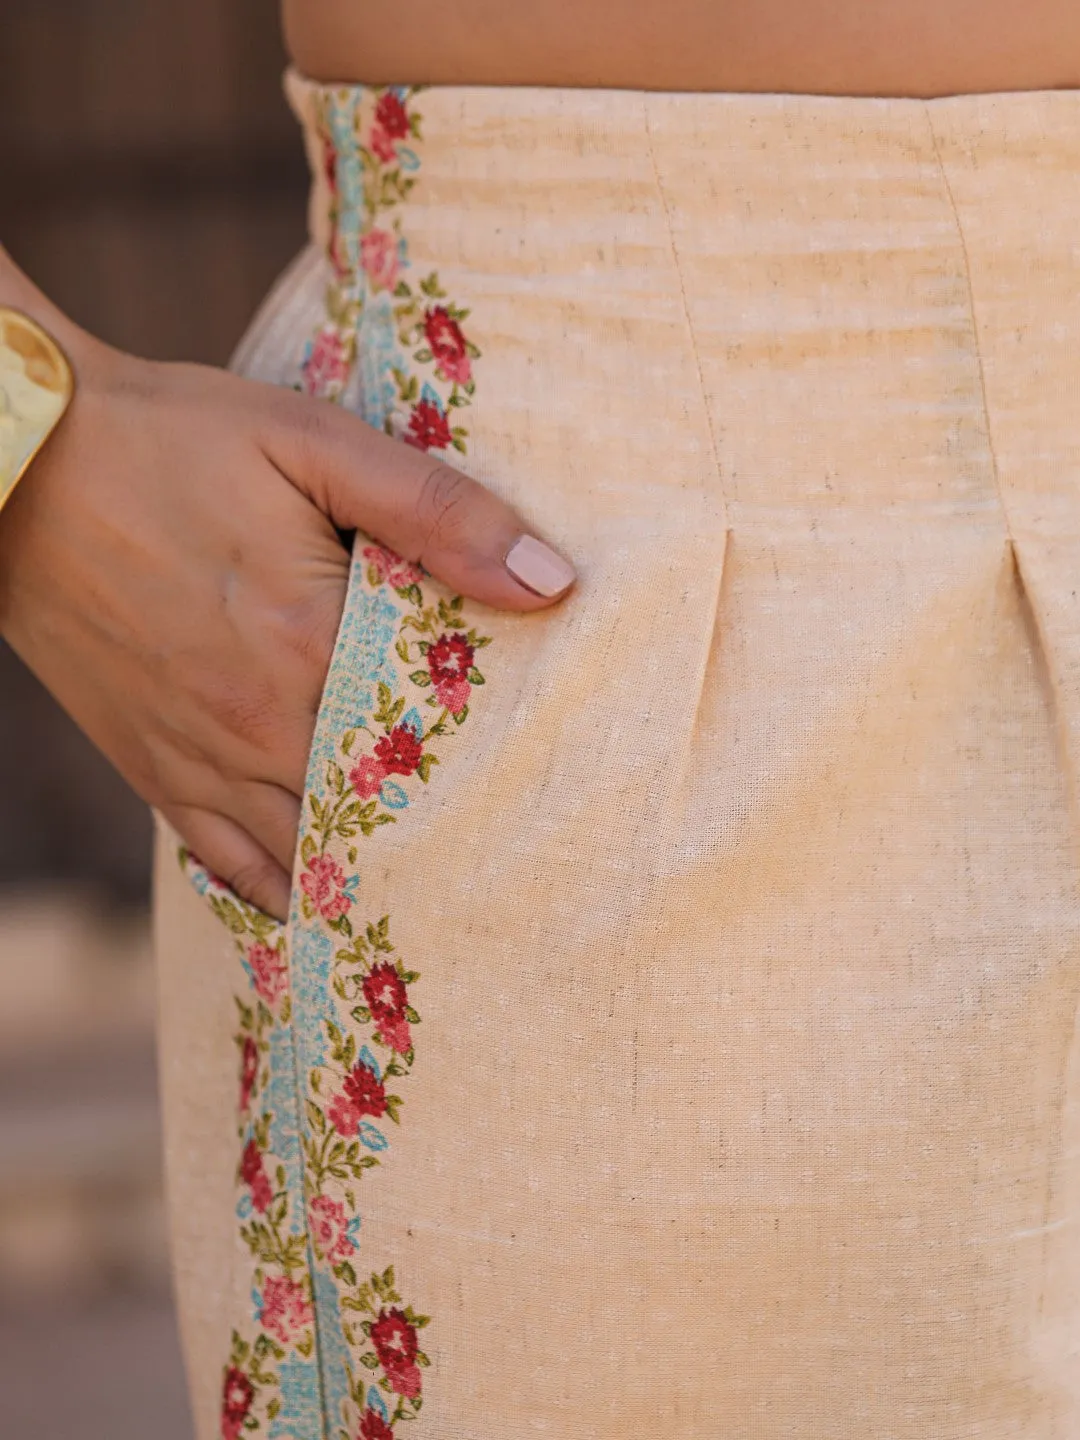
[0,294,575,922]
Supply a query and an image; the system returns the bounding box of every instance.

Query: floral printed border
[301,85,479,455]
[178,83,485,1439]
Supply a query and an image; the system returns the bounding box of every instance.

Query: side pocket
[174,531,494,938]
[169,525,494,1435]
[168,74,493,1434]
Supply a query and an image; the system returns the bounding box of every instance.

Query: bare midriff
[284,0,1080,97]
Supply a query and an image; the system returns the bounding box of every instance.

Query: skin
[285,0,1080,95]
[0,251,574,921]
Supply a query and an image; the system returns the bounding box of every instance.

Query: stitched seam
[641,96,729,523]
[923,102,1013,540]
[924,108,1080,1312]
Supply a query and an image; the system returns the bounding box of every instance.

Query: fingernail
[504,534,576,598]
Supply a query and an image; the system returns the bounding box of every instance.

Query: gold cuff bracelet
[0,307,75,516]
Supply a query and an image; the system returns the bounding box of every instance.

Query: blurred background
[1,3,307,1433]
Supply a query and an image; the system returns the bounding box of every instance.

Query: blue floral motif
[378,779,410,810]
[359,1122,389,1152]
[268,1352,325,1439]
[358,292,402,431]
[305,580,400,779]
[400,706,424,739]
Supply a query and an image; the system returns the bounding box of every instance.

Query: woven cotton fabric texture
[153,72,1080,1438]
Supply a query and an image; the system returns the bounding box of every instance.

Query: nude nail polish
[504,534,576,598]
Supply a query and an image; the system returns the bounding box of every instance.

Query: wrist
[0,244,132,407]
[0,252,148,649]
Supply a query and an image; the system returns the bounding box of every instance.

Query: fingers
[260,389,577,612]
[164,803,292,922]
[231,781,303,876]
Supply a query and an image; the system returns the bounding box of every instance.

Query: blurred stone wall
[1,3,307,1433]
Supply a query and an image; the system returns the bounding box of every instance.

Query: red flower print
[327,1059,387,1135]
[376,92,411,140]
[370,127,398,164]
[239,1036,258,1112]
[360,228,401,292]
[309,1194,357,1264]
[300,853,352,922]
[362,542,424,590]
[326,1093,363,1135]
[423,306,472,386]
[374,724,424,777]
[258,1274,313,1345]
[427,631,475,714]
[363,962,412,1053]
[372,1307,418,1365]
[344,1059,388,1118]
[371,1307,422,1398]
[302,327,349,397]
[404,398,452,452]
[428,632,474,685]
[350,755,390,800]
[248,941,288,1006]
[378,1011,413,1056]
[240,1138,273,1214]
[221,1366,255,1440]
[358,1409,395,1440]
[363,961,408,1021]
[370,91,411,161]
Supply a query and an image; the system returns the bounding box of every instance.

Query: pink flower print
[221,1367,255,1440]
[248,941,288,1007]
[350,754,390,800]
[326,1092,363,1135]
[371,1307,422,1398]
[378,1010,412,1055]
[308,1194,359,1264]
[370,126,398,164]
[302,326,349,397]
[423,306,472,385]
[239,1036,259,1112]
[360,228,401,292]
[437,676,470,714]
[240,1138,273,1214]
[258,1274,313,1345]
[404,397,452,452]
[361,542,424,590]
[300,853,352,922]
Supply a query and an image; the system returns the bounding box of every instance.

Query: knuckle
[415,463,473,552]
[204,676,279,747]
[225,856,280,911]
[276,591,342,675]
[287,398,335,471]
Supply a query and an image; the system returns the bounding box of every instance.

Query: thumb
[262,390,577,611]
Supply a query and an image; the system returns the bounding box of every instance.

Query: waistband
[283,65,1080,262]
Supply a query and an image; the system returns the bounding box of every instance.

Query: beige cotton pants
[154,71,1080,1438]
